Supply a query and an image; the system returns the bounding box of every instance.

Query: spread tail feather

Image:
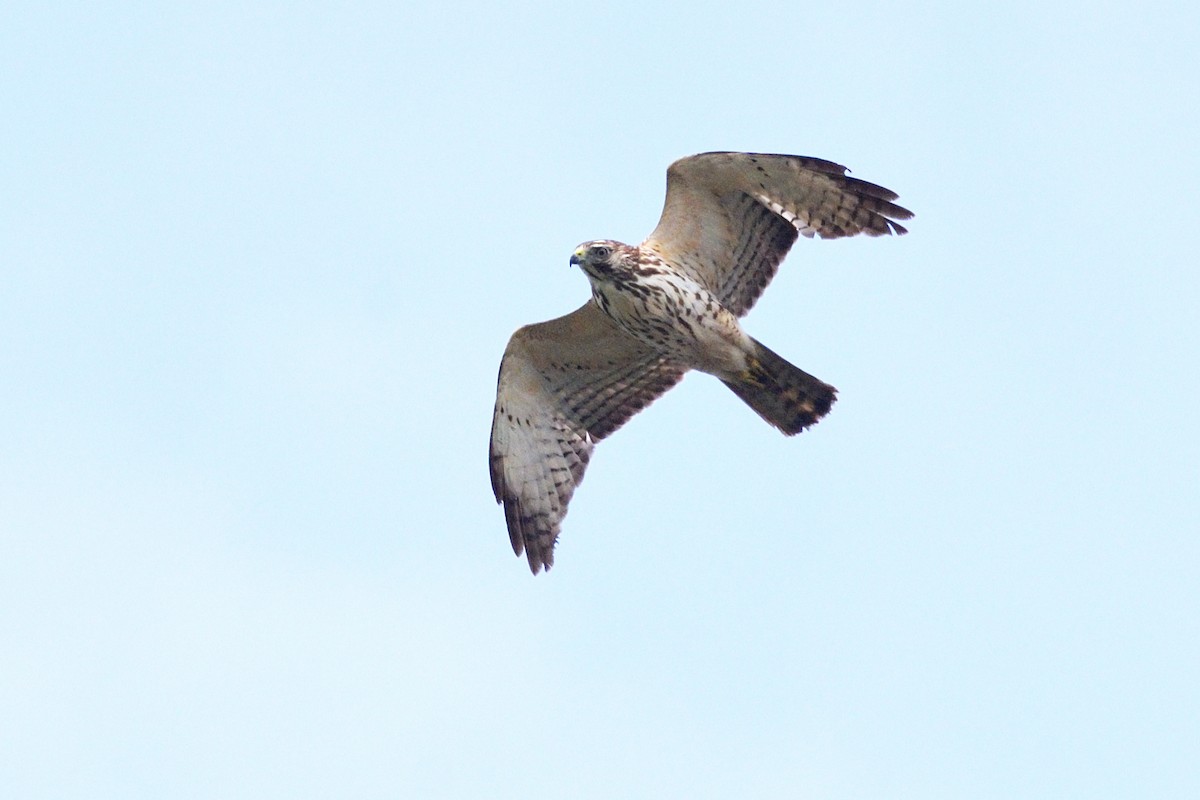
[721,339,837,435]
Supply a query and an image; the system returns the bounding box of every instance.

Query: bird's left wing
[642,152,912,317]
[490,302,686,573]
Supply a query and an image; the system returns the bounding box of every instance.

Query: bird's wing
[642,152,912,316]
[489,302,686,573]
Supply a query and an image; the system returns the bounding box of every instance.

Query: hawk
[490,152,911,573]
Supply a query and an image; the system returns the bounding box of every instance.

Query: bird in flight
[489,152,911,573]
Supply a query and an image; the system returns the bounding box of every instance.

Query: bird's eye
[591,245,612,259]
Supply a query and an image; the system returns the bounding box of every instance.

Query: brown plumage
[721,338,837,435]
[490,152,911,573]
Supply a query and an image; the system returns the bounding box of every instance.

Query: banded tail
[721,339,837,435]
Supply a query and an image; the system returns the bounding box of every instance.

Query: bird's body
[490,152,912,573]
[580,241,749,377]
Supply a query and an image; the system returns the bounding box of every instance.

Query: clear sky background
[2,2,1197,798]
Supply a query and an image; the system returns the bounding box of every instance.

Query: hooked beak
[569,247,585,268]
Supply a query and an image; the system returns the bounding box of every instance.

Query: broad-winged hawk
[490,152,911,573]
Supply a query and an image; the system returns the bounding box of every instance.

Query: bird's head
[570,240,633,281]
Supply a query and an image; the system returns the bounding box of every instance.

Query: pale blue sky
[2,1,1197,797]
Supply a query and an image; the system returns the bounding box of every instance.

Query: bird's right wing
[489,302,686,573]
